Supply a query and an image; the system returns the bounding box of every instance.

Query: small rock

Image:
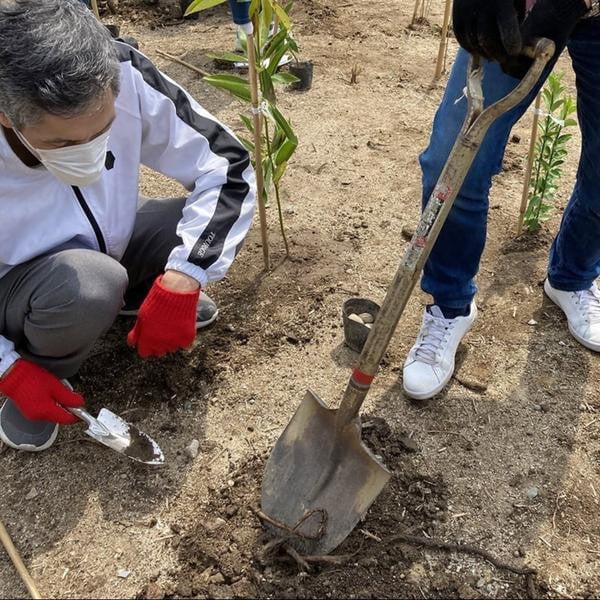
[209,572,226,585]
[365,323,372,329]
[527,486,539,499]
[345,268,354,274]
[358,312,374,324]
[185,439,200,459]
[206,517,227,532]
[225,324,235,333]
[528,319,538,326]
[116,569,130,579]
[348,313,364,324]
[401,224,415,241]
[532,404,542,412]
[25,488,39,501]
[511,134,521,144]
[225,504,238,518]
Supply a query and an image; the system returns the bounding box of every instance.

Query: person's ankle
[428,303,471,319]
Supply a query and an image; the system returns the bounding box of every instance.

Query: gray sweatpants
[0,197,186,379]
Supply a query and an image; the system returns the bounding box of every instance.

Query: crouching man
[0,0,255,451]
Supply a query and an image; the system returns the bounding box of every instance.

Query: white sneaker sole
[403,363,455,401]
[544,279,600,352]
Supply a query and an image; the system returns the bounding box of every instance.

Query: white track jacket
[0,41,256,374]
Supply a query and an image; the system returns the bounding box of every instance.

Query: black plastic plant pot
[342,298,380,354]
[289,61,314,91]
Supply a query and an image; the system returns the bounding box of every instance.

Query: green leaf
[273,160,288,184]
[208,51,249,63]
[203,74,251,102]
[272,71,300,85]
[268,104,297,145]
[184,0,226,16]
[271,0,292,30]
[239,113,254,132]
[259,69,277,103]
[275,138,297,164]
[260,0,273,42]
[267,42,289,75]
[262,28,288,59]
[239,136,255,153]
[564,118,578,128]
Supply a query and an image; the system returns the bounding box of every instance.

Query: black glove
[453,0,588,78]
[501,0,589,78]
[453,0,527,62]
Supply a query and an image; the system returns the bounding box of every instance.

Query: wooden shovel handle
[0,519,42,599]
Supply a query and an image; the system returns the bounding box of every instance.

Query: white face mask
[15,128,110,187]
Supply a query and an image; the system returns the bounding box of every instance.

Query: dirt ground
[1,1,599,598]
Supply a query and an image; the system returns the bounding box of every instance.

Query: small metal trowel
[68,406,164,465]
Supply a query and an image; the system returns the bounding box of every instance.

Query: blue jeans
[420,18,600,309]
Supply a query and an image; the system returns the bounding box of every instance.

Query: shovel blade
[261,390,390,555]
[85,409,164,465]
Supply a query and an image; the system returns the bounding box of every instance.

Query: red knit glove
[127,276,199,358]
[0,360,84,425]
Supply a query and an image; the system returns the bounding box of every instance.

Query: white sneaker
[544,279,600,352]
[403,303,477,400]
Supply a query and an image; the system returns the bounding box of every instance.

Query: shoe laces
[574,284,600,324]
[414,310,455,365]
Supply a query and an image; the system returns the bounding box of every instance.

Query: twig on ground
[383,532,536,576]
[382,531,538,598]
[426,429,470,443]
[155,50,209,77]
[359,528,382,542]
[208,447,228,467]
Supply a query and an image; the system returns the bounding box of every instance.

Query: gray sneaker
[0,399,58,452]
[120,291,219,329]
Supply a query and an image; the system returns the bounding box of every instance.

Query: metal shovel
[261,39,555,555]
[68,406,164,465]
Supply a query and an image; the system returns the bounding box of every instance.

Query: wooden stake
[411,0,422,25]
[434,0,452,80]
[155,50,210,77]
[90,0,100,19]
[246,28,271,271]
[0,520,42,599]
[518,92,542,235]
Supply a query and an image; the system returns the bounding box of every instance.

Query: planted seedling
[523,73,577,232]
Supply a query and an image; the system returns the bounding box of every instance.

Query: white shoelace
[414,309,454,365]
[574,285,600,324]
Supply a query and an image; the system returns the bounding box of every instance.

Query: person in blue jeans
[403,0,600,400]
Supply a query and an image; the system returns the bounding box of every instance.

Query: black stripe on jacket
[115,42,251,271]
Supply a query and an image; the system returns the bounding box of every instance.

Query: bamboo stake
[518,92,542,234]
[411,0,422,25]
[246,22,271,270]
[90,0,100,19]
[0,519,42,599]
[434,0,452,80]
[155,50,210,77]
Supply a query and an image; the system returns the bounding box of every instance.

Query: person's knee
[28,250,128,353]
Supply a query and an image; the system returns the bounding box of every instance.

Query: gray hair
[0,0,120,128]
